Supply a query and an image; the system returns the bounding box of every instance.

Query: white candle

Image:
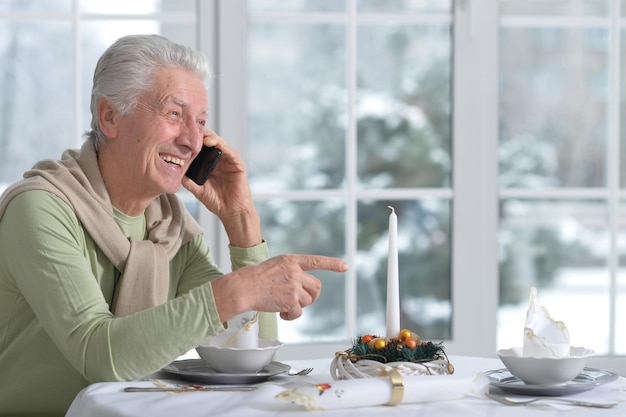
[386,206,400,340]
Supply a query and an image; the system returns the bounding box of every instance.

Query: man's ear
[97,97,119,139]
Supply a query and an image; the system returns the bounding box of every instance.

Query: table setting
[481,287,624,412]
[65,209,626,417]
[64,353,626,417]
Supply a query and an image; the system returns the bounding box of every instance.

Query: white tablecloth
[65,355,626,417]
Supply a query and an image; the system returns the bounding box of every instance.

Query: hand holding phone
[185,145,222,185]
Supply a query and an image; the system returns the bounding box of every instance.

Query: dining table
[65,354,626,417]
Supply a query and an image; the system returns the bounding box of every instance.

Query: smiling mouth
[160,154,186,167]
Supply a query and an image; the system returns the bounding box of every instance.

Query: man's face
[113,67,208,197]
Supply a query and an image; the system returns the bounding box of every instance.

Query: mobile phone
[185,145,222,185]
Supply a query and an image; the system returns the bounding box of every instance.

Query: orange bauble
[404,338,417,349]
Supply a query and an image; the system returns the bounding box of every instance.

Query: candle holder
[330,330,454,380]
[331,209,454,381]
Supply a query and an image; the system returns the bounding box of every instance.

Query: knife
[124,385,256,392]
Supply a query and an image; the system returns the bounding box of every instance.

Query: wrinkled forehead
[143,67,209,111]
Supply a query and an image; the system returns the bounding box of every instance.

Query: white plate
[486,367,619,396]
[161,359,290,384]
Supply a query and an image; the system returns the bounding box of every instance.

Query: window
[248,1,456,347]
[2,1,625,369]
[498,0,625,363]
[216,0,626,368]
[215,0,495,358]
[0,0,197,190]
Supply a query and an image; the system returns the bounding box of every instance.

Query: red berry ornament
[404,338,417,349]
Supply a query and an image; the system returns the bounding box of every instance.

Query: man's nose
[180,118,203,150]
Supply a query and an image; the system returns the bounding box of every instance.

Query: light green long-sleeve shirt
[0,190,276,417]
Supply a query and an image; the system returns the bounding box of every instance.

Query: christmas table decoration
[330,207,453,382]
[330,329,454,380]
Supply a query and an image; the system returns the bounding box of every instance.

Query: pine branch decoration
[349,334,447,364]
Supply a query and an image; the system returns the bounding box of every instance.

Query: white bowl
[497,346,594,386]
[196,339,282,374]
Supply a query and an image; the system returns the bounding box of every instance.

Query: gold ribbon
[380,369,404,406]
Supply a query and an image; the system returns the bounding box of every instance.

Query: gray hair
[84,34,212,149]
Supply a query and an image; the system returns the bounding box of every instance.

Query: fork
[486,392,618,409]
[288,368,313,376]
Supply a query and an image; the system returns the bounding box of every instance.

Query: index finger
[295,254,349,273]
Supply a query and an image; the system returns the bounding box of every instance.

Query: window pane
[617,201,626,354]
[0,22,73,189]
[256,200,346,343]
[248,22,346,192]
[499,27,608,188]
[498,200,611,354]
[80,0,195,13]
[356,200,451,340]
[248,0,345,12]
[357,23,452,189]
[621,28,626,188]
[0,0,70,12]
[81,21,196,51]
[358,0,451,13]
[617,290,626,354]
[500,0,608,17]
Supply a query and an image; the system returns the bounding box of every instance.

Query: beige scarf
[0,141,203,316]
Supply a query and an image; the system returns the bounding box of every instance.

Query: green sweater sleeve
[0,190,276,389]
[176,235,278,341]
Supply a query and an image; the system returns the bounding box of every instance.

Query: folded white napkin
[274,373,489,410]
[523,287,570,357]
[201,311,259,349]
